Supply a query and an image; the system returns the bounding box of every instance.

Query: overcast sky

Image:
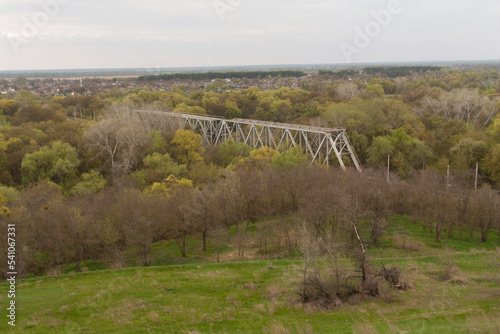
[0,0,499,70]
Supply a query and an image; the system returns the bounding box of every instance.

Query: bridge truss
[134,110,362,172]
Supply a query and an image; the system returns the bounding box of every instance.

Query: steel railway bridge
[134,110,362,172]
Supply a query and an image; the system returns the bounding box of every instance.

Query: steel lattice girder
[134,110,362,172]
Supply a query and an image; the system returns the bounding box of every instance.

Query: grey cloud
[0,0,499,70]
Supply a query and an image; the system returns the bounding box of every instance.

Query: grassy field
[1,216,499,333]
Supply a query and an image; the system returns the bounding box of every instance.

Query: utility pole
[475,162,479,192]
[447,164,450,191]
[387,154,390,183]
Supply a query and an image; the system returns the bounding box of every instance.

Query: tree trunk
[142,243,150,266]
[436,221,442,241]
[351,223,367,283]
[175,234,187,258]
[333,252,340,289]
[182,236,186,257]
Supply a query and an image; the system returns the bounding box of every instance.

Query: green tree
[13,104,66,125]
[217,140,252,167]
[14,90,41,108]
[367,137,394,167]
[271,147,307,170]
[225,103,242,119]
[349,131,369,164]
[450,138,488,170]
[144,152,187,176]
[0,186,19,202]
[365,84,385,99]
[381,79,396,94]
[70,170,107,196]
[0,134,13,185]
[21,141,80,189]
[368,128,434,175]
[408,140,436,170]
[322,102,372,134]
[132,152,187,189]
[485,144,500,184]
[270,98,294,122]
[487,115,500,143]
[147,131,169,155]
[138,90,156,104]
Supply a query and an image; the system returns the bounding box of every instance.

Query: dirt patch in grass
[391,233,425,252]
[100,299,147,325]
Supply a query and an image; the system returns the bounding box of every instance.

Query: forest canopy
[0,66,499,281]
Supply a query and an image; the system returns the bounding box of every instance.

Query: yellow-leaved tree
[148,175,193,196]
[235,146,278,169]
[171,129,204,167]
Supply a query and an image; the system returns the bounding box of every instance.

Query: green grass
[1,216,499,333]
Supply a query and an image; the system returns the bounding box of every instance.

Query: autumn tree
[0,99,18,117]
[133,152,187,188]
[170,129,204,167]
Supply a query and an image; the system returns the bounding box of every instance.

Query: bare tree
[211,170,242,231]
[473,187,500,243]
[334,82,361,101]
[162,187,196,258]
[190,185,218,251]
[85,117,149,181]
[421,89,498,129]
[237,168,268,227]
[340,194,369,283]
[113,190,156,266]
[135,110,184,133]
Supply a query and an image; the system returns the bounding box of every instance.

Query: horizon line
[1,59,500,74]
